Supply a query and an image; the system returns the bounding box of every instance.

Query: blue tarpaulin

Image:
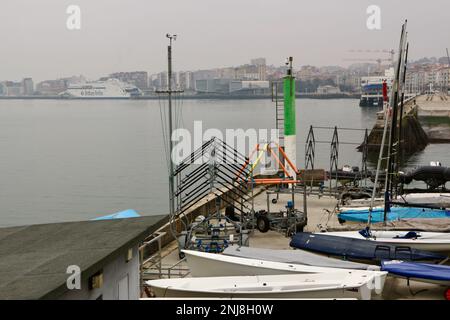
[92,209,141,220]
[381,260,450,282]
[338,207,450,223]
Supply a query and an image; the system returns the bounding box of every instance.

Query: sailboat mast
[384,21,408,223]
[396,42,409,190]
[367,80,390,226]
[368,22,407,226]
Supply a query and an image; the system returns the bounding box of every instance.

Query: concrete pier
[364,97,428,154]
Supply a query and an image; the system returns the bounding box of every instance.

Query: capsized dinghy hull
[402,193,450,207]
[290,232,447,263]
[322,231,450,253]
[381,260,450,286]
[147,272,387,300]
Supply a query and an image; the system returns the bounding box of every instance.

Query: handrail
[167,257,189,279]
[139,231,166,297]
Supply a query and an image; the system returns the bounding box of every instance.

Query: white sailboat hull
[402,193,450,207]
[183,250,343,277]
[147,272,387,300]
[341,193,450,209]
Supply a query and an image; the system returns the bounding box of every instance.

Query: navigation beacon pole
[167,34,176,220]
[158,34,184,245]
[283,57,297,180]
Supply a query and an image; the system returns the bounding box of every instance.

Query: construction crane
[446,48,450,66]
[348,49,395,61]
[446,48,450,94]
[344,49,395,72]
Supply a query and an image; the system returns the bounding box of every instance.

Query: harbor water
[0,98,449,227]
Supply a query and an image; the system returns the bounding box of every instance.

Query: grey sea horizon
[0,98,449,227]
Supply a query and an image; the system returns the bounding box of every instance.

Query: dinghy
[399,165,450,189]
[381,260,450,286]
[322,230,450,253]
[338,206,450,223]
[342,193,450,209]
[290,232,447,263]
[147,272,388,300]
[222,246,378,270]
[401,193,450,208]
[183,250,381,278]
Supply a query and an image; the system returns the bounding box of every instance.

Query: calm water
[0,98,449,227]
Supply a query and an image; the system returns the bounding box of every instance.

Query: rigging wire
[158,93,171,176]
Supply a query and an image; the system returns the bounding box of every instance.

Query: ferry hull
[359,96,383,107]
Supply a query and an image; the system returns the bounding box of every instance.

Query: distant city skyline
[1,54,448,85]
[1,0,450,82]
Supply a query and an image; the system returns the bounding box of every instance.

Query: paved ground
[417,94,450,142]
[417,94,450,117]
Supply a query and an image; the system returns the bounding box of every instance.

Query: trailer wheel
[296,223,305,232]
[271,198,278,204]
[256,215,271,233]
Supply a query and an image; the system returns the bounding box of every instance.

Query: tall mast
[166,34,176,218]
[384,21,408,223]
[157,35,185,241]
[368,21,407,227]
[396,42,409,186]
[368,80,389,226]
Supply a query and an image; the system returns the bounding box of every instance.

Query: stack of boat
[147,162,450,300]
[147,249,388,300]
[289,231,450,286]
[147,223,450,299]
[337,187,450,224]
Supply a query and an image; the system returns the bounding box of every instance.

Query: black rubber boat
[290,232,447,263]
[399,166,450,189]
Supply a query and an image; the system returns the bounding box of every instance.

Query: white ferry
[60,78,142,99]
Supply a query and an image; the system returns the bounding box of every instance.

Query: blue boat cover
[338,206,450,223]
[290,232,446,262]
[381,260,450,282]
[92,209,141,220]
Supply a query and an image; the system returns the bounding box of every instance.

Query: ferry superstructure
[60,78,142,99]
[359,68,394,107]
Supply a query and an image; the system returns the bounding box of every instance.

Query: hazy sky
[1,0,449,82]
